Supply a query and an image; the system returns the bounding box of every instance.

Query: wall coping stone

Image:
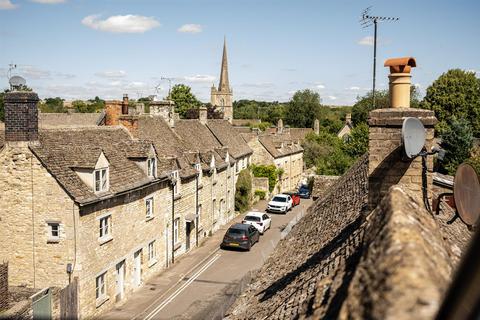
[368,108,437,127]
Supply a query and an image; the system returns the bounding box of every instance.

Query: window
[147,158,156,178]
[171,171,180,196]
[96,272,107,301]
[148,240,156,261]
[173,218,180,244]
[146,197,154,219]
[194,163,202,181]
[47,222,60,241]
[94,168,108,192]
[99,215,111,239]
[236,161,240,173]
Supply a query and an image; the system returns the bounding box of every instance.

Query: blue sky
[0,0,479,105]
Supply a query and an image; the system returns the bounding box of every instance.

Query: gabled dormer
[73,151,110,194]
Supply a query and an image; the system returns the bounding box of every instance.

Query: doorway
[133,250,142,288]
[115,260,125,302]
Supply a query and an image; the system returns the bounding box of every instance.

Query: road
[136,200,311,320]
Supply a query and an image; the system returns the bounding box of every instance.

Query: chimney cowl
[384,57,416,74]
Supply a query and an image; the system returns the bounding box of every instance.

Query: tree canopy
[285,89,321,128]
[39,97,66,113]
[421,69,480,136]
[439,117,474,175]
[169,84,201,118]
[184,103,224,119]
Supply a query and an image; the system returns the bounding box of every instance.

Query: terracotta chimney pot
[384,57,416,108]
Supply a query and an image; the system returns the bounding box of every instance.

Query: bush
[440,117,474,175]
[251,164,279,192]
[254,190,266,200]
[235,169,252,213]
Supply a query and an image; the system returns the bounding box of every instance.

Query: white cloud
[0,0,17,10]
[31,0,65,3]
[348,86,361,91]
[316,84,325,89]
[358,36,374,46]
[327,96,337,100]
[183,74,215,83]
[95,70,127,79]
[177,24,203,34]
[239,82,275,88]
[82,14,160,33]
[18,65,51,79]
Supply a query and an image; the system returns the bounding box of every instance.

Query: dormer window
[94,168,109,193]
[171,170,180,196]
[147,158,157,178]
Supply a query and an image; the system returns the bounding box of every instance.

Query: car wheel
[247,241,251,251]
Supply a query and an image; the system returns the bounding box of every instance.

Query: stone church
[211,38,233,123]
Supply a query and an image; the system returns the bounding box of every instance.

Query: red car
[283,191,300,206]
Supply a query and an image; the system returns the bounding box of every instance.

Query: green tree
[234,169,252,213]
[343,123,369,158]
[285,89,321,128]
[87,96,106,112]
[440,117,474,175]
[422,69,480,136]
[169,84,201,118]
[39,97,66,113]
[73,100,98,113]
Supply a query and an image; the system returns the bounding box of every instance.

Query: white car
[242,212,272,234]
[267,194,293,214]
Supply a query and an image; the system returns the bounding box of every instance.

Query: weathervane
[360,7,399,108]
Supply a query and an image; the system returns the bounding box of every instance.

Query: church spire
[218,37,230,91]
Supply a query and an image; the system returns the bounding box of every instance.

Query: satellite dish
[402,117,426,158]
[9,75,26,90]
[454,163,480,226]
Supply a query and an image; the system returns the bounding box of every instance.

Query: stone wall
[252,177,269,194]
[0,263,7,310]
[368,108,437,209]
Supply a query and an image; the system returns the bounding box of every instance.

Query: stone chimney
[150,100,176,127]
[277,119,284,134]
[384,57,416,108]
[4,91,39,143]
[105,100,122,126]
[199,106,208,125]
[122,94,129,115]
[346,113,352,124]
[314,119,320,135]
[368,57,437,210]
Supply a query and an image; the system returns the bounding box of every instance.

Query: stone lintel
[368,108,437,127]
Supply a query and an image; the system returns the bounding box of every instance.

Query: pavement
[102,198,312,320]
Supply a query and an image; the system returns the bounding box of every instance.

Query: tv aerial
[161,77,174,98]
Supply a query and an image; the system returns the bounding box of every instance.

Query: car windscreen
[299,186,309,191]
[272,196,287,202]
[227,228,246,238]
[244,216,261,222]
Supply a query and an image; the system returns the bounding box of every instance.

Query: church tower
[211,38,233,123]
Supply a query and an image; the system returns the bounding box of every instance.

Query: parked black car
[298,184,311,199]
[220,223,260,251]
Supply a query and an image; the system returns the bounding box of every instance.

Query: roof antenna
[360,7,399,109]
[161,77,174,99]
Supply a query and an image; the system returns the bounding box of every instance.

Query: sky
[0,0,479,105]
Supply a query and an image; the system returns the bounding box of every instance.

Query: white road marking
[143,253,221,320]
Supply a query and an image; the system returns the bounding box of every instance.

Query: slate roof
[258,134,303,158]
[135,116,199,179]
[289,128,313,142]
[38,112,104,128]
[205,119,253,159]
[29,127,164,205]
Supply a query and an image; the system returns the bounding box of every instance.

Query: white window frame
[47,222,60,242]
[99,215,111,240]
[96,272,107,302]
[148,240,156,262]
[171,170,180,196]
[94,168,109,193]
[173,218,180,244]
[195,163,202,179]
[145,197,154,220]
[147,158,157,178]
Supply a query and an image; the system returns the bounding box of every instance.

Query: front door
[133,250,142,288]
[186,222,191,251]
[115,260,125,301]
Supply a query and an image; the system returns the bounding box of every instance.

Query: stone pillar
[199,106,208,125]
[4,91,39,143]
[346,113,352,124]
[368,109,437,209]
[277,119,283,134]
[314,119,320,135]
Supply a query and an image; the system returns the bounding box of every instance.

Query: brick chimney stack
[122,94,129,115]
[368,57,437,209]
[314,119,320,135]
[4,91,39,143]
[199,106,208,125]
